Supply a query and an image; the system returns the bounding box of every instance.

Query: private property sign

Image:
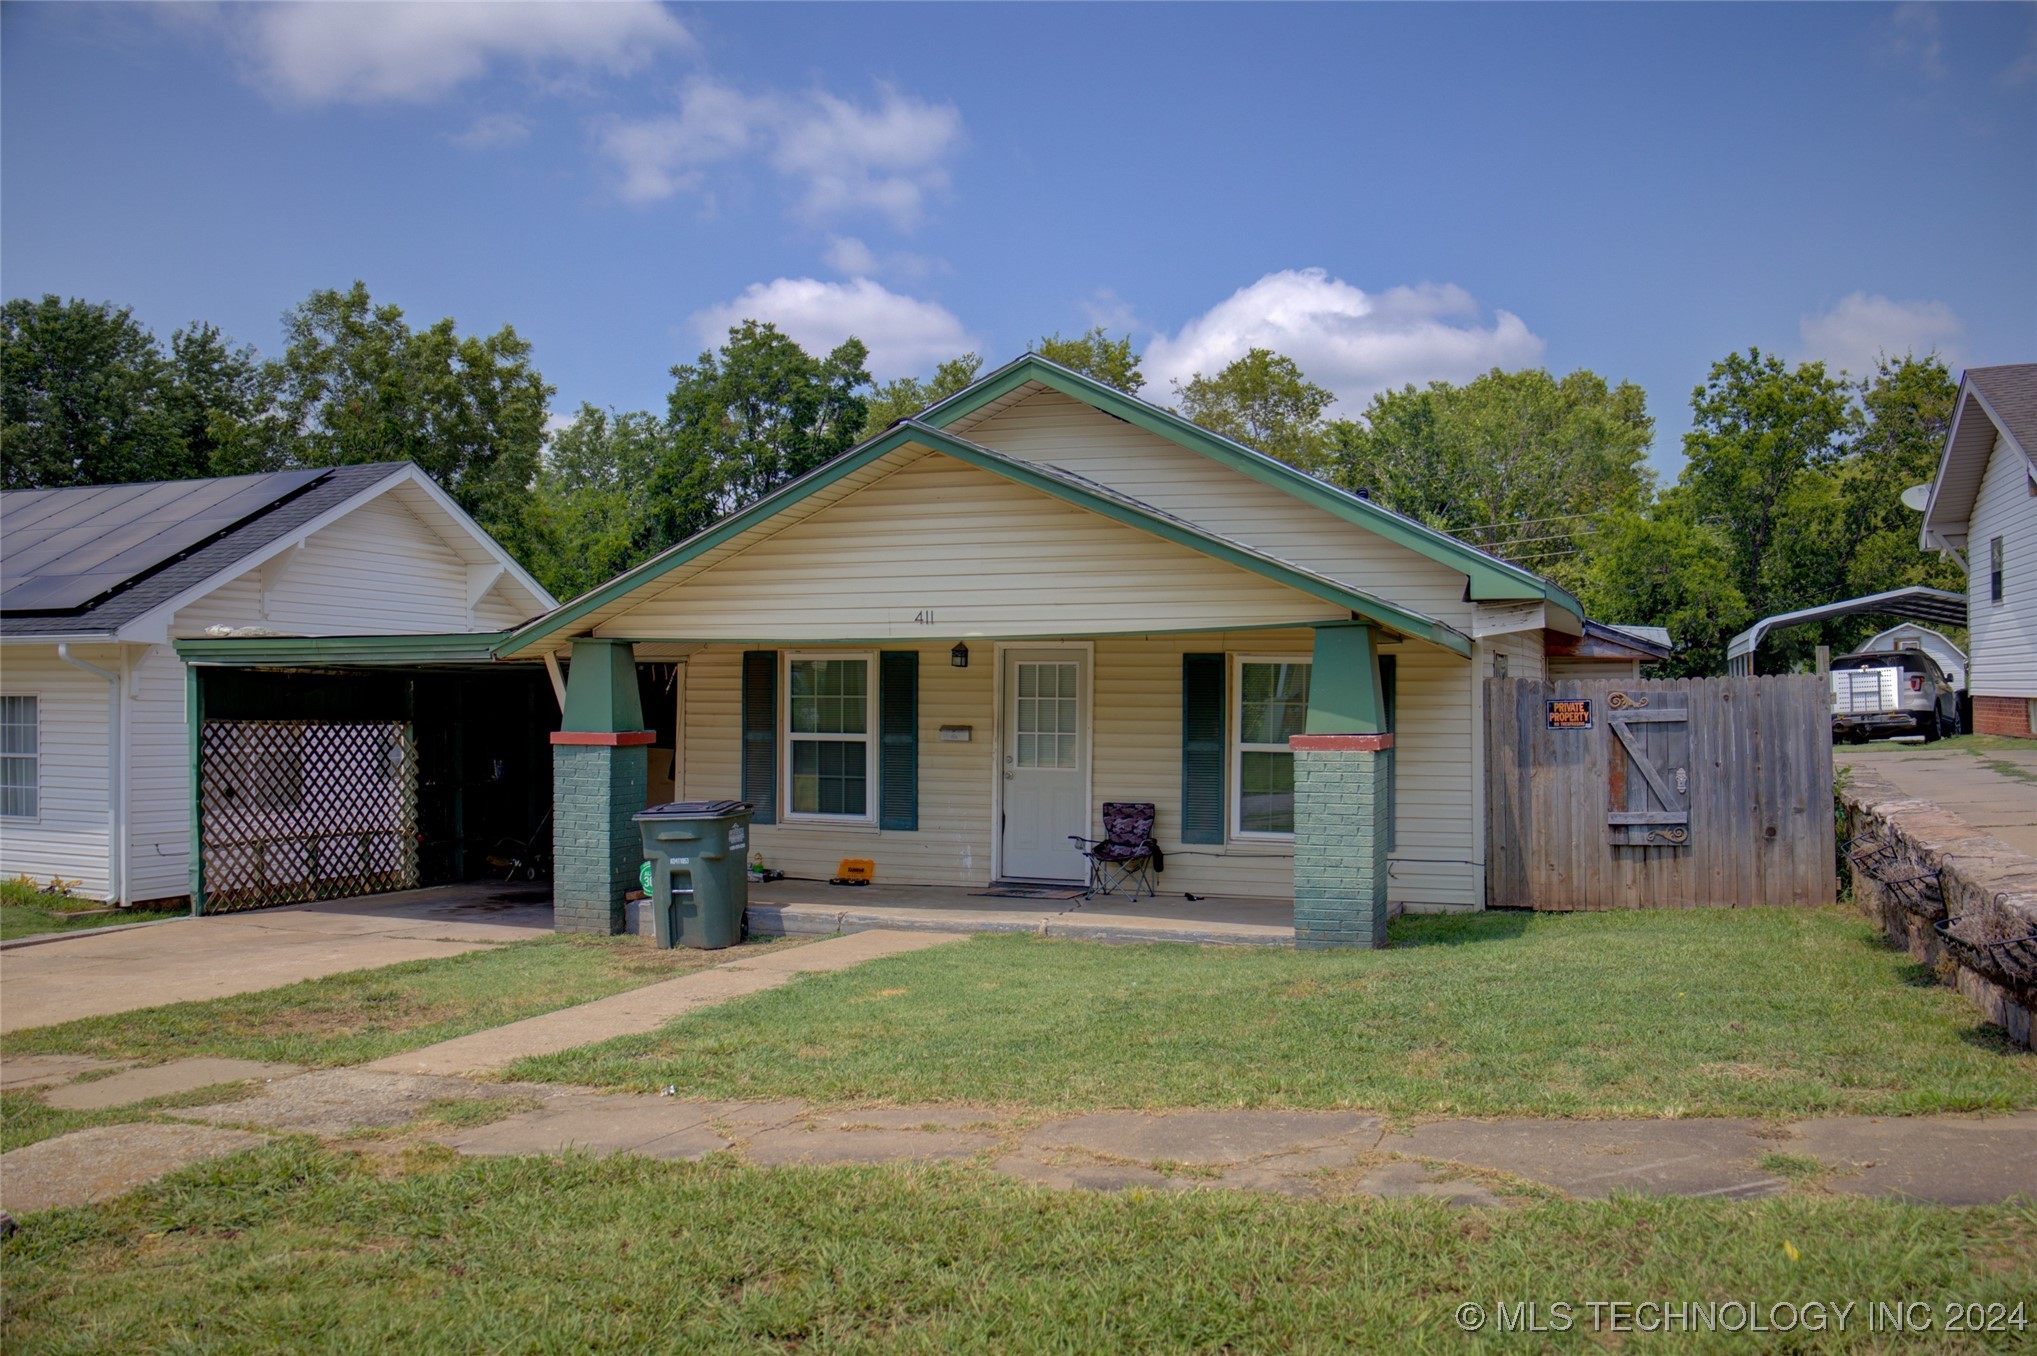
[1546,698,1594,730]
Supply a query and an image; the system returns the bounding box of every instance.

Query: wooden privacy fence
[1485,676,1834,910]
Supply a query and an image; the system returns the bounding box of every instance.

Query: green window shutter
[879,651,918,831]
[1379,655,1397,853]
[742,651,777,825]
[1182,653,1225,844]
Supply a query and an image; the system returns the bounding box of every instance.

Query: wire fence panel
[199,719,419,911]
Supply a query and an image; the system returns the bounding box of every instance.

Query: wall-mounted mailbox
[938,725,972,742]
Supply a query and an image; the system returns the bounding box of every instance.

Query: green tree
[1034,327,1144,394]
[860,353,983,439]
[166,323,273,479]
[1838,355,1964,602]
[659,321,872,548]
[525,406,676,600]
[1677,347,1855,620]
[1329,367,1655,588]
[0,295,185,487]
[264,282,552,552]
[1173,347,1335,474]
[1580,509,1750,678]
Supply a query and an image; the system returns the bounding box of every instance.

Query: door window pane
[1015,664,1079,768]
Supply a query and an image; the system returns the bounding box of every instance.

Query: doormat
[971,885,1087,901]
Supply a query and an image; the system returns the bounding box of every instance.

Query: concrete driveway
[0,884,554,1034]
[1836,740,2037,857]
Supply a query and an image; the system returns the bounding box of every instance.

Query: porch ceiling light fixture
[951,642,969,668]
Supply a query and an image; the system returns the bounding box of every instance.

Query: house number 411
[912,610,936,624]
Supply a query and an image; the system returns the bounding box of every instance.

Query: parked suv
[1830,649,1961,743]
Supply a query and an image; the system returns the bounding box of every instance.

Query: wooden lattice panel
[199,719,419,911]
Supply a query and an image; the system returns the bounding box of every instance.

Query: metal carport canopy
[1725,587,1967,673]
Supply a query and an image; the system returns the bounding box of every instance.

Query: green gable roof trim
[499,418,1472,658]
[920,353,1585,621]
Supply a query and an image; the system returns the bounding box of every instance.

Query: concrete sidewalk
[0,883,554,1033]
[364,928,967,1076]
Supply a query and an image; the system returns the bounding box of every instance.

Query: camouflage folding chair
[1070,802,1163,901]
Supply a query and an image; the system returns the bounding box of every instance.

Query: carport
[1725,587,1968,676]
[175,634,559,912]
[175,635,689,915]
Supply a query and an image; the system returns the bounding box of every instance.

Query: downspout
[57,643,124,905]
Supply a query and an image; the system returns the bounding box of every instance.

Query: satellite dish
[1900,483,1931,512]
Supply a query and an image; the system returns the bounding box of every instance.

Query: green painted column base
[1290,734,1393,950]
[551,737,650,936]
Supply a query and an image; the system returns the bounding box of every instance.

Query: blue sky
[4,2,2034,472]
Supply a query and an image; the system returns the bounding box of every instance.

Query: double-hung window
[1232,656,1310,838]
[0,695,38,820]
[784,654,875,822]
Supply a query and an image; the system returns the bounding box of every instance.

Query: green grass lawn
[3,933,802,1072]
[510,909,2037,1120]
[3,1143,2031,1354]
[0,879,184,941]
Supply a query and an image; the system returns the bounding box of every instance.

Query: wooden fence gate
[1485,676,1834,910]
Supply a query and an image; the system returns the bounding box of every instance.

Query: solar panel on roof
[0,468,325,614]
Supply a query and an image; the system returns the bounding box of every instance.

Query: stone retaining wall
[1838,767,2037,1048]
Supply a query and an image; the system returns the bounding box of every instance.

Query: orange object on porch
[831,858,876,886]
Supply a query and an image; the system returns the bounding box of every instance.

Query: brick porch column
[550,639,653,935]
[1290,624,1392,950]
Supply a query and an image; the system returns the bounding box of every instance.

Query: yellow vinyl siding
[683,643,996,887]
[598,452,1348,642]
[963,390,1477,626]
[679,631,1481,909]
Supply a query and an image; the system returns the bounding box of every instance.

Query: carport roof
[173,632,520,668]
[1725,587,1967,669]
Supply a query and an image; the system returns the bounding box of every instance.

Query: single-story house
[1920,362,2037,738]
[1859,622,1967,693]
[499,354,1649,948]
[0,464,555,904]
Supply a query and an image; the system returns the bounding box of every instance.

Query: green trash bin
[634,800,754,949]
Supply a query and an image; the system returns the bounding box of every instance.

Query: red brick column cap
[1288,733,1394,751]
[550,730,658,747]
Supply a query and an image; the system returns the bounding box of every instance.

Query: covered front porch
[633,876,1300,947]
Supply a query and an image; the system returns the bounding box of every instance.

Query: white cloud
[824,236,881,276]
[1881,2,1947,79]
[449,112,533,150]
[598,80,774,202]
[601,80,962,229]
[228,1,692,105]
[824,235,946,282]
[1079,288,1144,334]
[1800,293,1964,377]
[691,278,978,382]
[1144,269,1546,414]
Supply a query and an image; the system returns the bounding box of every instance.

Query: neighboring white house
[1920,363,2037,738]
[0,463,555,903]
[1859,622,1967,692]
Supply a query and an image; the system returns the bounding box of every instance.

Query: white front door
[1000,648,1089,882]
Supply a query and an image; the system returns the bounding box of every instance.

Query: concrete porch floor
[629,879,1297,947]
